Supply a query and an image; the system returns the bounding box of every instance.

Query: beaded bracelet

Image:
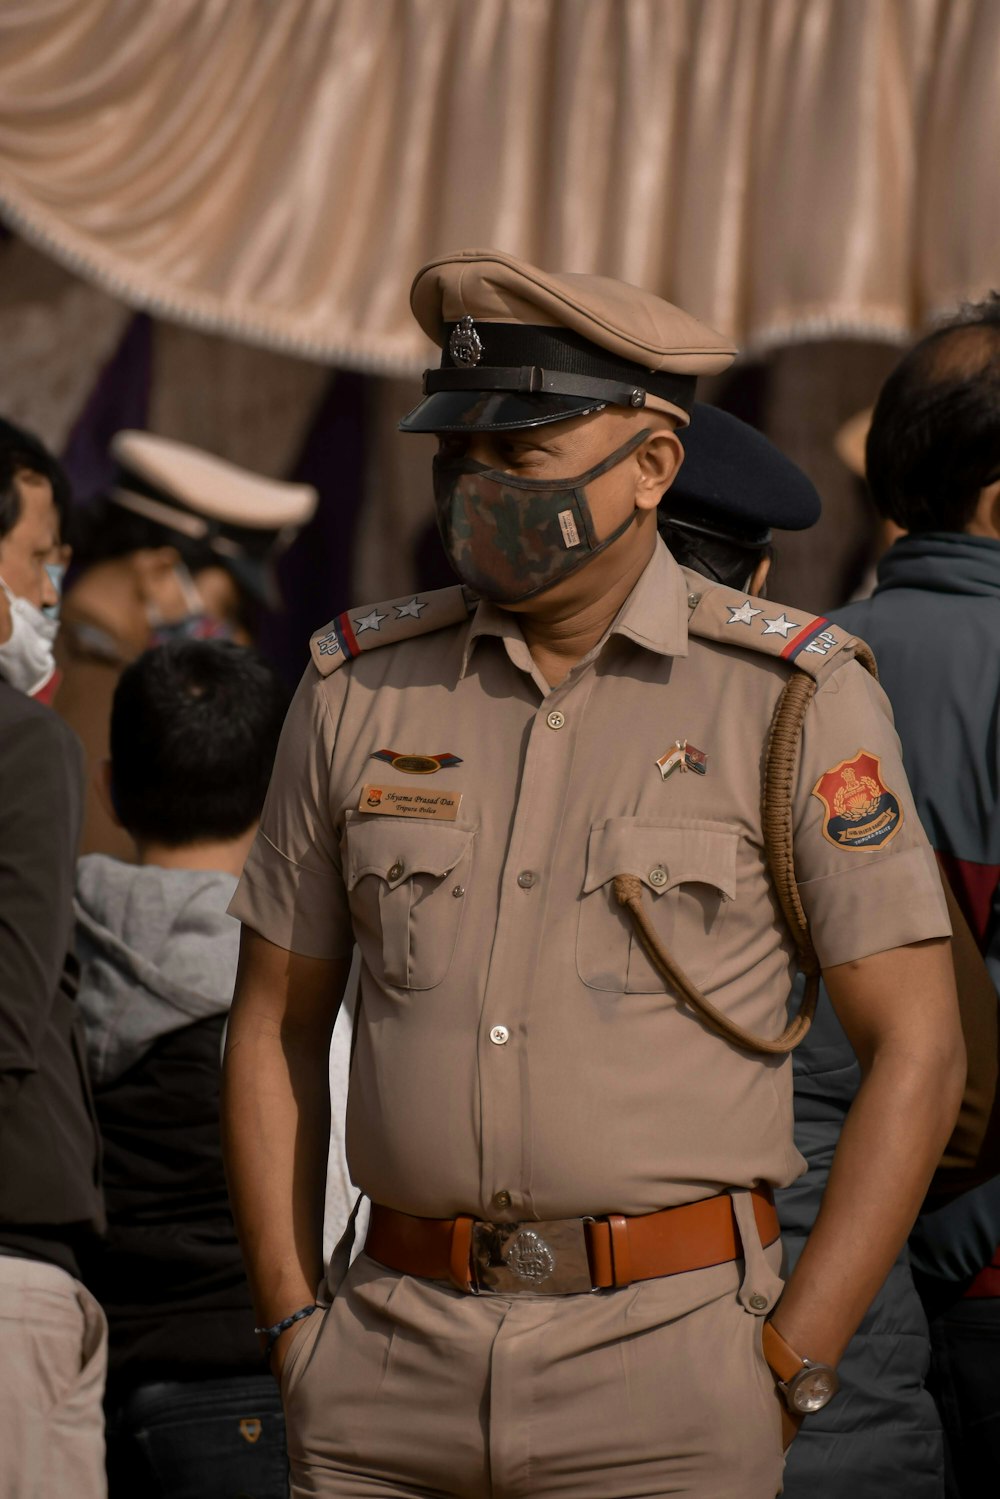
[254,1302,318,1356]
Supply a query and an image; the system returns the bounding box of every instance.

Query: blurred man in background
[78,638,290,1497]
[57,430,315,858]
[658,406,954,1497]
[0,420,107,1498]
[833,295,1000,1498]
[0,416,72,701]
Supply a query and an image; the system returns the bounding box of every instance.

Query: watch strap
[761,1319,805,1385]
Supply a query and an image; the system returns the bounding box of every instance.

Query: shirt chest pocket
[344,816,476,991]
[576,819,739,994]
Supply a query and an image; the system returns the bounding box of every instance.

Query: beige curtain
[0,0,996,373]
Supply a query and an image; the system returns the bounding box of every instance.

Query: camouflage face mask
[432,428,651,603]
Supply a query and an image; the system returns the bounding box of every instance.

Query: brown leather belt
[365,1187,779,1296]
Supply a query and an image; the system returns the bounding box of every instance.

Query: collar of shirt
[457,537,690,687]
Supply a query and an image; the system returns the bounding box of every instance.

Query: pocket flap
[344,815,476,891]
[583,818,738,900]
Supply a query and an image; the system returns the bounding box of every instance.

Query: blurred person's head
[657,404,821,594]
[107,638,289,868]
[68,431,316,653]
[866,294,1000,537]
[0,419,71,695]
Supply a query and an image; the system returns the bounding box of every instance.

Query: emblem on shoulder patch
[812,751,903,850]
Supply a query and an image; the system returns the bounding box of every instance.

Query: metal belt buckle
[471,1217,595,1296]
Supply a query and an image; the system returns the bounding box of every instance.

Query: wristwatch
[761,1320,840,1414]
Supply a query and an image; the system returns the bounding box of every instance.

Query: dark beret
[663,403,822,545]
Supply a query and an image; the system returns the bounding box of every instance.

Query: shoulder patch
[309,585,477,676]
[682,570,870,683]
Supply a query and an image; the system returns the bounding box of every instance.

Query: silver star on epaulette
[394,596,427,619]
[761,614,796,638]
[354,608,388,634]
[726,601,763,626]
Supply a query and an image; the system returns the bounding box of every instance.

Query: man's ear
[635,428,684,513]
[968,477,1000,540]
[95,759,123,827]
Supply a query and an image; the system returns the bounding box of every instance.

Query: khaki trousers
[282,1191,786,1499]
[0,1253,108,1499]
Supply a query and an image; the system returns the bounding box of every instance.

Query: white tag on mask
[557,510,581,548]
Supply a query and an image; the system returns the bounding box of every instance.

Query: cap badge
[449,315,484,368]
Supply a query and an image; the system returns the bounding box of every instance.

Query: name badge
[359,783,463,820]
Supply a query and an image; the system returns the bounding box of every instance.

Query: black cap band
[433,322,697,414]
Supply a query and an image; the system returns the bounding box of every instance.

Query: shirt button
[749,1292,769,1311]
[387,861,404,881]
[517,871,536,889]
[489,1025,510,1046]
[493,1190,512,1210]
[452,885,465,898]
[546,710,566,730]
[649,866,668,887]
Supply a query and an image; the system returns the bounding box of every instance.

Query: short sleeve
[228,665,352,959]
[792,661,951,967]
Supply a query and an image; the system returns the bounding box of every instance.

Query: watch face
[789,1364,840,1414]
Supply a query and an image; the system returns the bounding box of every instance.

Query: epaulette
[682,568,871,683]
[310,584,478,676]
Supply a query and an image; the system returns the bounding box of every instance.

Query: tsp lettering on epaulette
[682,570,862,683]
[309,585,477,677]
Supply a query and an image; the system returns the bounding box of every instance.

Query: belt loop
[731,1190,784,1315]
[449,1215,475,1293]
[607,1215,633,1289]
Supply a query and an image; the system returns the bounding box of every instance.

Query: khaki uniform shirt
[230,542,949,1222]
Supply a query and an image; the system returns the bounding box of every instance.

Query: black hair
[0,417,72,542]
[866,293,1000,531]
[109,639,290,847]
[71,493,220,573]
[658,517,770,592]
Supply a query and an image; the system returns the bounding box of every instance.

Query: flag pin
[656,740,708,780]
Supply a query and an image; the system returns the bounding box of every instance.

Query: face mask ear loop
[174,561,206,616]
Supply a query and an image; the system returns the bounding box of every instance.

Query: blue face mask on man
[43,562,64,622]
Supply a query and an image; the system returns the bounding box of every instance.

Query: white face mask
[0,573,58,696]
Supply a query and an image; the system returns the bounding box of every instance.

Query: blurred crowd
[1,290,998,1499]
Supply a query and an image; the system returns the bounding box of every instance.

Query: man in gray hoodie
[75,638,290,1497]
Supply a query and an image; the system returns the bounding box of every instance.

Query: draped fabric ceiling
[0,0,997,376]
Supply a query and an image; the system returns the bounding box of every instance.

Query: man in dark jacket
[78,637,290,1497]
[660,405,949,1498]
[0,426,107,1495]
[834,296,1000,1498]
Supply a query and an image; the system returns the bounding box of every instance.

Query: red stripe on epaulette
[337,612,360,660]
[781,617,829,661]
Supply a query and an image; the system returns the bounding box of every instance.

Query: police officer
[223,250,963,1498]
[55,431,316,857]
[656,400,822,594]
